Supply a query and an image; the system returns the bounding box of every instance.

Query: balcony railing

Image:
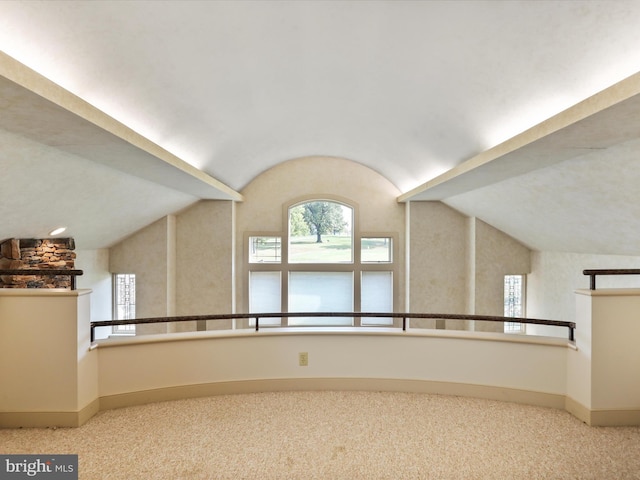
[90,312,575,343]
[583,269,640,290]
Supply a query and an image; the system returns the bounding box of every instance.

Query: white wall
[0,289,98,427]
[97,330,568,408]
[567,289,640,425]
[76,248,112,339]
[527,251,640,336]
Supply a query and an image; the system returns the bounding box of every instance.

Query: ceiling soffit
[0,51,242,202]
[399,71,640,203]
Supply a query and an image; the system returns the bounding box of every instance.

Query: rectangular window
[361,271,393,325]
[288,272,353,326]
[247,202,397,330]
[361,237,392,263]
[248,236,281,263]
[113,273,136,335]
[504,274,525,333]
[249,271,281,326]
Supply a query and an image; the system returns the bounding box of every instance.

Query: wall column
[567,289,640,426]
[0,289,98,427]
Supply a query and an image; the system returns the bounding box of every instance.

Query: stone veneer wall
[0,237,76,288]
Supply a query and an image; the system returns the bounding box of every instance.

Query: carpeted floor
[1,391,639,479]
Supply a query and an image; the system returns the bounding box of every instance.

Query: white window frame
[504,274,525,334]
[245,195,398,328]
[112,273,136,335]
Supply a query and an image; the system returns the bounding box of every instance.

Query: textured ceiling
[1,1,640,252]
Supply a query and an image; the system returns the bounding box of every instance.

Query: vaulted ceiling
[1,1,640,253]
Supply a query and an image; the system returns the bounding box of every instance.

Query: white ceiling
[1,1,640,252]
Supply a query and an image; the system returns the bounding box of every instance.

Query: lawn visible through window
[249,236,281,263]
[289,202,353,263]
[361,237,392,263]
[289,234,353,263]
[247,198,396,327]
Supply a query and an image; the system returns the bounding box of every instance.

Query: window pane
[249,271,281,326]
[361,237,392,263]
[288,272,353,325]
[114,273,136,334]
[289,202,353,263]
[504,274,525,333]
[361,271,393,325]
[249,236,281,263]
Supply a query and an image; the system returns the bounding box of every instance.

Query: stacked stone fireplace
[0,238,76,289]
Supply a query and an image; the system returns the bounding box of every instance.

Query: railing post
[583,269,640,290]
[255,317,259,331]
[402,316,407,331]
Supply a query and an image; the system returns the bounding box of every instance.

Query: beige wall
[408,204,531,331]
[567,289,640,425]
[408,201,468,329]
[235,156,406,314]
[472,218,531,332]
[107,156,534,334]
[5,286,638,428]
[97,330,568,409]
[176,200,234,330]
[110,216,175,334]
[0,289,98,427]
[109,201,235,333]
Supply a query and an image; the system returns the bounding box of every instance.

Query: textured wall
[105,156,541,335]
[176,200,234,330]
[527,251,640,336]
[473,219,531,332]
[236,156,405,313]
[109,202,235,334]
[109,216,173,334]
[408,205,531,331]
[408,202,468,329]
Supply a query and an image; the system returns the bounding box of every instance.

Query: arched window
[246,197,397,327]
[288,201,353,264]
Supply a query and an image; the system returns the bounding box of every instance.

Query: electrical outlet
[299,352,308,366]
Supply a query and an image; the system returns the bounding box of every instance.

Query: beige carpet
[2,391,639,479]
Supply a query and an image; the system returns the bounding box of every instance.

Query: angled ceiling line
[398,70,640,203]
[0,50,243,202]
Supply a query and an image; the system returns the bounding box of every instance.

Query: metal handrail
[583,269,640,290]
[0,269,84,290]
[91,312,575,343]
